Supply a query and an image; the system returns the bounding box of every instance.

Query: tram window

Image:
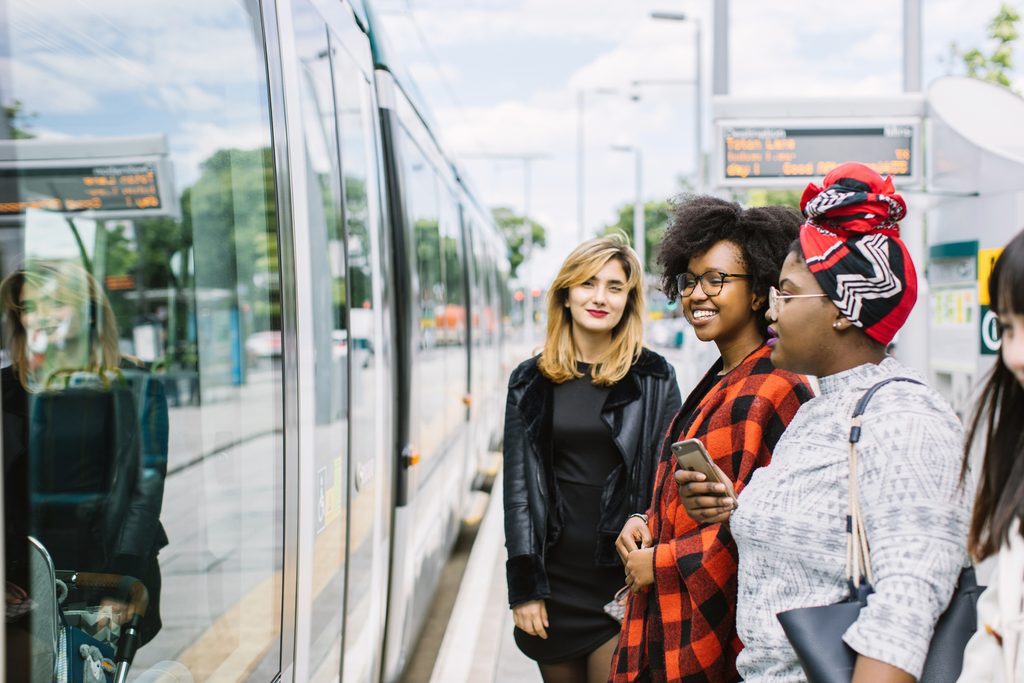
[400,130,446,464]
[292,1,350,677]
[440,194,466,434]
[1,0,285,680]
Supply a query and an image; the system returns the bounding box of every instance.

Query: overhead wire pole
[459,152,551,344]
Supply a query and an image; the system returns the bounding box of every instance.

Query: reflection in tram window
[1,0,285,679]
[1,262,169,679]
[402,133,448,464]
[441,198,467,445]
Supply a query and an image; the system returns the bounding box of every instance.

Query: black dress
[515,363,624,662]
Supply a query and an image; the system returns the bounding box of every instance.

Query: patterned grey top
[731,357,972,682]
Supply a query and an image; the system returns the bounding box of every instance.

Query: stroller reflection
[22,536,148,683]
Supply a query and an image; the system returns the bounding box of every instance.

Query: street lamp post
[577,87,640,242]
[611,144,644,270]
[651,11,703,192]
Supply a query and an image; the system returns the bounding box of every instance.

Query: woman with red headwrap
[682,163,973,683]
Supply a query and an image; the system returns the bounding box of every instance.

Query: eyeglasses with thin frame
[676,271,751,297]
[767,286,830,321]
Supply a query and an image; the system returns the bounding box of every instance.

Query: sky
[375,0,1024,284]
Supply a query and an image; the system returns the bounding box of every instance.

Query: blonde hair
[1,262,121,390]
[538,233,645,386]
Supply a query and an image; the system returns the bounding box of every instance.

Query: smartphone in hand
[671,438,738,504]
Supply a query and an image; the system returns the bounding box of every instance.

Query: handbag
[776,377,985,683]
[603,585,630,623]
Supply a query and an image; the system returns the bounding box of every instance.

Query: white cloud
[407,62,464,87]
[172,119,273,187]
[570,21,698,91]
[3,57,99,114]
[381,0,659,47]
[7,0,268,119]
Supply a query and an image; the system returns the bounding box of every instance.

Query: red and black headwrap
[798,162,917,346]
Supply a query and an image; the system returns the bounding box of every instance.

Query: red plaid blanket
[610,345,811,683]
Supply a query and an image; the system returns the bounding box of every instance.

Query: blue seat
[28,383,140,574]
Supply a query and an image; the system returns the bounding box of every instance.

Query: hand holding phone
[672,439,737,523]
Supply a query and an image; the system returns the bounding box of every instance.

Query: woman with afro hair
[609,196,813,683]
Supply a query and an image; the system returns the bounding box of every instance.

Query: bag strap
[846,377,925,590]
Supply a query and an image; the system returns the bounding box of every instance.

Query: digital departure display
[0,163,163,217]
[720,125,915,183]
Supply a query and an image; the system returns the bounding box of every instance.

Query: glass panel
[0,0,285,680]
[441,198,466,439]
[332,34,387,683]
[400,131,445,464]
[291,2,349,679]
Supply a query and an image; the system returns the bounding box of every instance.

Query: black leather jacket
[502,348,681,607]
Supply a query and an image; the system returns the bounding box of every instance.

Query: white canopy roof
[928,76,1024,194]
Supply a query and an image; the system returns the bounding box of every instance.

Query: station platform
[423,472,540,683]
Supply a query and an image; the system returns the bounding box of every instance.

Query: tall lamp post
[650,11,703,192]
[577,87,640,241]
[611,144,644,270]
[459,152,550,343]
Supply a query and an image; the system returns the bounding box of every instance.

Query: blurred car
[245,330,282,358]
[649,317,687,349]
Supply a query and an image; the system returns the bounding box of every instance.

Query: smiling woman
[503,234,682,683]
[609,195,813,683]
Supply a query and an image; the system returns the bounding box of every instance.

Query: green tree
[186,147,280,328]
[955,3,1021,91]
[2,100,36,139]
[600,200,672,274]
[744,189,802,211]
[492,206,546,278]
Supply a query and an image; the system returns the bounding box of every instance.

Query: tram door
[330,27,394,683]
[288,1,391,680]
[290,1,350,679]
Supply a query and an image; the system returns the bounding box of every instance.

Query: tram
[0,0,511,681]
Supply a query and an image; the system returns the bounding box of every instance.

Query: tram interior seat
[121,367,169,474]
[28,381,141,573]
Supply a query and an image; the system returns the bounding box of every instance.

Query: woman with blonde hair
[503,234,681,683]
[0,261,122,389]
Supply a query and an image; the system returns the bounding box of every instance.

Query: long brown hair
[537,233,644,386]
[0,262,121,390]
[963,229,1024,560]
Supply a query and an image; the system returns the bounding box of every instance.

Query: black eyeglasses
[676,271,751,297]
